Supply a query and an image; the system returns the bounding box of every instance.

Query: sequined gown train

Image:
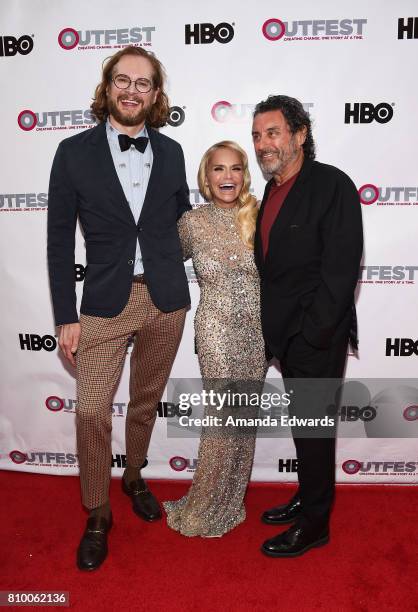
[163,203,266,537]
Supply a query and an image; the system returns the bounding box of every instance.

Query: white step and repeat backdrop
[1,1,417,484]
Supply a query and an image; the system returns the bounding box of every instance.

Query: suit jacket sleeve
[301,171,363,348]
[175,145,192,220]
[47,142,79,326]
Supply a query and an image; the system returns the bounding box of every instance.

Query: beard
[257,136,299,176]
[107,95,149,127]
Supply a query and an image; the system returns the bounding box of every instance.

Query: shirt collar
[106,118,148,145]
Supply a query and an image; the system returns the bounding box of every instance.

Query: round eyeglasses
[112,74,154,94]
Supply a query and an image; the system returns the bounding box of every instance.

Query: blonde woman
[163,141,267,537]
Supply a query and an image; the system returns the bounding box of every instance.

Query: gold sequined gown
[163,203,266,537]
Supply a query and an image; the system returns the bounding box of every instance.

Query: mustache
[257,148,279,157]
[117,94,144,104]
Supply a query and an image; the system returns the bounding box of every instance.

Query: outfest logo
[342,459,417,476]
[188,186,254,206]
[262,18,367,41]
[57,26,155,51]
[0,192,47,212]
[45,396,127,417]
[358,266,418,285]
[17,109,95,132]
[211,100,314,123]
[169,456,198,472]
[358,184,418,206]
[403,405,418,421]
[9,449,78,467]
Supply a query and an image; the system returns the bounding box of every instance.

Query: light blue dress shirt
[106,119,153,275]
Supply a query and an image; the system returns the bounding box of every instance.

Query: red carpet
[1,471,416,611]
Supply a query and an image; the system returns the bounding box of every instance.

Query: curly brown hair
[90,46,170,127]
[254,95,315,160]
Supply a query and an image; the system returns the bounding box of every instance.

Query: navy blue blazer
[47,122,191,326]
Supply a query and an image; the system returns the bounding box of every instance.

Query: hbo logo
[19,334,57,352]
[0,35,34,57]
[167,106,185,127]
[185,23,234,45]
[157,401,192,417]
[386,338,418,357]
[75,263,86,281]
[341,406,377,422]
[344,102,394,124]
[327,404,377,421]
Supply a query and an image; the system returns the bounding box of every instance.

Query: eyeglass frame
[111,73,155,94]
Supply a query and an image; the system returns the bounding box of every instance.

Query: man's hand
[58,323,81,366]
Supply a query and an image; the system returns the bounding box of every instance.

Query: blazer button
[128,259,134,265]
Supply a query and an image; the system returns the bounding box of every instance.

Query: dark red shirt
[261,173,299,259]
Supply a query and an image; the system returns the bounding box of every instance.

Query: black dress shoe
[261,494,302,525]
[77,513,112,571]
[261,524,329,558]
[122,477,162,521]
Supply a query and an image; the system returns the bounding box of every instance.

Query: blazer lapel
[138,126,165,223]
[255,179,274,271]
[90,122,136,225]
[263,157,313,266]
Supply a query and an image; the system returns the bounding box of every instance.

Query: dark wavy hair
[90,46,170,127]
[253,95,315,160]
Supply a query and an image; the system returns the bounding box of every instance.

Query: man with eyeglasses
[47,46,191,570]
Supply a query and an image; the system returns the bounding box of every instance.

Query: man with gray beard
[252,95,363,557]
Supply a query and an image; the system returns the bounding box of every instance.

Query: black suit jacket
[254,157,363,359]
[47,122,191,326]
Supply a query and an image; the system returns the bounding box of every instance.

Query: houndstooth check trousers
[75,282,186,509]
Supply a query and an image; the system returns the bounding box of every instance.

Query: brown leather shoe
[77,513,112,571]
[122,477,162,521]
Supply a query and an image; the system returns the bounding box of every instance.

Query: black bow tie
[118,134,149,153]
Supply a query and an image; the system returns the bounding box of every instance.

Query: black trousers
[279,331,349,532]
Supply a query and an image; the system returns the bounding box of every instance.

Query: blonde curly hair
[197,141,258,249]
